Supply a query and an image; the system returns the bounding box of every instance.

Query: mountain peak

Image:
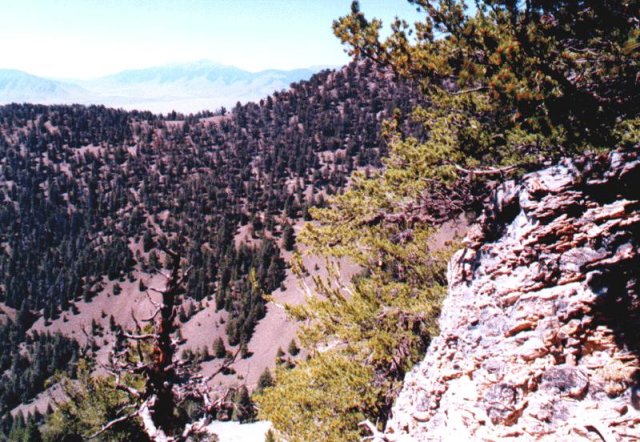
[0,69,77,98]
[0,62,327,113]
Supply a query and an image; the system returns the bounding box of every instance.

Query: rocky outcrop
[384,149,640,441]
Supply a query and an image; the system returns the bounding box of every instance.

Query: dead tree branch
[86,410,140,440]
[96,245,229,441]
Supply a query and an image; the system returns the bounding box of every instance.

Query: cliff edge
[384,149,640,441]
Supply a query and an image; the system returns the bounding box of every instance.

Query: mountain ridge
[0,69,86,101]
[0,61,327,113]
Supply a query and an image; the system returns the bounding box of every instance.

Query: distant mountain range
[0,61,327,114]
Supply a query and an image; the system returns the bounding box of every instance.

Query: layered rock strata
[385,149,640,441]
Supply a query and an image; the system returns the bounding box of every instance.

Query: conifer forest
[1,1,639,441]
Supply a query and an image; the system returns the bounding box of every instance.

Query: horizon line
[0,60,343,83]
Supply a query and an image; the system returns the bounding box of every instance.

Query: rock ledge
[385,149,640,441]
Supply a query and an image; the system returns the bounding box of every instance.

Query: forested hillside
[3,1,638,440]
[0,60,424,436]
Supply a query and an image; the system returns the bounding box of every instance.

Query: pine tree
[43,360,149,441]
[264,429,276,442]
[148,251,161,271]
[142,231,155,253]
[7,412,25,442]
[256,368,274,393]
[109,315,117,332]
[43,249,234,441]
[239,341,250,359]
[275,347,285,366]
[334,0,640,160]
[213,337,227,359]
[287,339,299,356]
[256,352,379,442]
[24,417,43,442]
[282,223,295,251]
[231,386,255,423]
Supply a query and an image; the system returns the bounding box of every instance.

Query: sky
[0,0,424,79]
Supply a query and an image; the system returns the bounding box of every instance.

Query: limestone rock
[383,149,640,441]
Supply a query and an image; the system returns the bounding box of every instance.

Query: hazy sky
[0,0,423,79]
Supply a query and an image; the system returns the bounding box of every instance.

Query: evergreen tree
[231,386,255,423]
[43,251,221,441]
[213,337,227,359]
[7,413,25,442]
[287,339,299,356]
[334,0,640,160]
[281,223,295,251]
[256,352,378,442]
[43,361,149,442]
[142,231,155,253]
[256,368,274,393]
[24,417,43,442]
[148,251,161,271]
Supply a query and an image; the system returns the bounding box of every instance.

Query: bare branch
[140,306,162,322]
[134,339,145,367]
[181,416,211,440]
[122,332,157,340]
[359,419,391,441]
[86,411,140,440]
[202,346,242,383]
[131,310,143,333]
[114,380,143,399]
[454,164,520,176]
[80,326,93,353]
[115,403,139,415]
[169,265,194,291]
[130,363,154,374]
[144,290,162,308]
[450,85,487,95]
[139,399,170,442]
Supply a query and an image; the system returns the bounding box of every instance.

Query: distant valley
[0,61,324,114]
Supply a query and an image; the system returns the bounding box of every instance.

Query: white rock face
[384,149,640,441]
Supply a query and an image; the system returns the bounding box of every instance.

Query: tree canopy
[336,0,640,156]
